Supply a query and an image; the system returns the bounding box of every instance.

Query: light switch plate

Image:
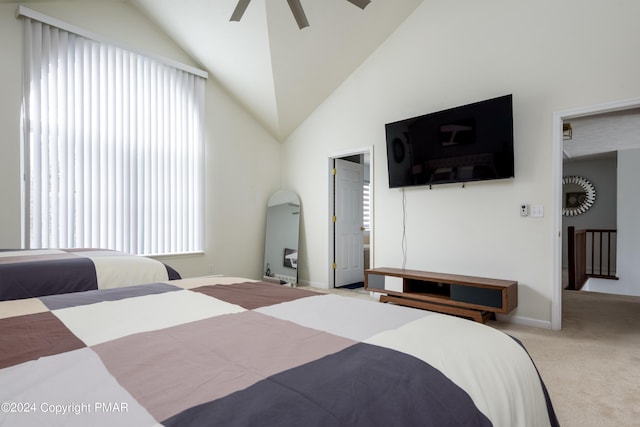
[530,204,544,218]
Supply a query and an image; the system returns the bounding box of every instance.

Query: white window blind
[363,182,371,231]
[22,16,205,255]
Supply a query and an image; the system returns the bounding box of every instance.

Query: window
[21,14,206,255]
[363,182,371,231]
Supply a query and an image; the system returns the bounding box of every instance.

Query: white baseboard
[496,313,552,329]
[297,279,327,289]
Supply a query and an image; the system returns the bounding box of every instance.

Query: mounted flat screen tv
[385,94,514,188]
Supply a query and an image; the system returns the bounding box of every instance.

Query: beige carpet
[491,290,640,427]
[313,285,640,426]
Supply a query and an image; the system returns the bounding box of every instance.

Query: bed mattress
[0,276,558,427]
[0,249,181,301]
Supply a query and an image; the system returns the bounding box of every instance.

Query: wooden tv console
[364,268,517,323]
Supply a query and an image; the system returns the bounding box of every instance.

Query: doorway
[552,97,640,330]
[328,146,373,289]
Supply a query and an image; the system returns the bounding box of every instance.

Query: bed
[0,249,181,301]
[0,276,558,427]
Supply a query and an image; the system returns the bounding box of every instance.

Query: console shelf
[364,267,517,323]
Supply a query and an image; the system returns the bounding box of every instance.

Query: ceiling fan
[230,0,371,29]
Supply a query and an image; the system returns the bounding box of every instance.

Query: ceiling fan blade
[346,0,371,9]
[230,0,251,22]
[286,0,309,29]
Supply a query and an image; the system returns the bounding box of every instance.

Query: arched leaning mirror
[562,176,596,216]
[263,190,300,285]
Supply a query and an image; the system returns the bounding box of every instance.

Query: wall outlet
[520,204,529,217]
[208,264,215,273]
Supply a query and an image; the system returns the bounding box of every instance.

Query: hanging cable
[401,188,407,270]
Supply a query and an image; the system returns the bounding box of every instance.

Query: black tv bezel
[385,94,514,189]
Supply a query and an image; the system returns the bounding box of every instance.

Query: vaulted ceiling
[130,0,424,141]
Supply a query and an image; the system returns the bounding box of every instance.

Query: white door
[334,158,364,287]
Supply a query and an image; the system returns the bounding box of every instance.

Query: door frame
[328,145,374,288]
[551,97,640,330]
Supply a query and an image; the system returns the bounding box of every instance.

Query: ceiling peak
[230,0,371,30]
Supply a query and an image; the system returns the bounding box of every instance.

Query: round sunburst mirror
[562,176,596,216]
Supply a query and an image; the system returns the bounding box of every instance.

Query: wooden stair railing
[567,226,617,290]
[567,226,587,290]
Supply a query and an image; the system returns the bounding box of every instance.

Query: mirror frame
[264,190,300,285]
[562,175,596,216]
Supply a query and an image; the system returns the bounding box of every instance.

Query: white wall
[0,1,282,279]
[615,148,640,295]
[588,148,640,295]
[0,5,23,248]
[282,0,640,326]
